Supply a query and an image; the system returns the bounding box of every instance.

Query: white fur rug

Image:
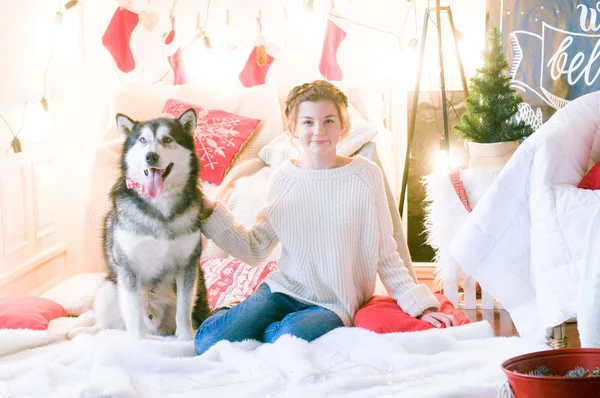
[0,321,547,398]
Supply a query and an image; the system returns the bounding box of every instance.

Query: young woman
[195,80,456,355]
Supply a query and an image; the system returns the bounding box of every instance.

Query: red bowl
[501,348,600,398]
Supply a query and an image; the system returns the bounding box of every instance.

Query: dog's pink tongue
[147,169,164,199]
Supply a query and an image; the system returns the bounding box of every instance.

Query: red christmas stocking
[102,7,139,73]
[319,18,346,81]
[164,15,187,85]
[239,36,279,88]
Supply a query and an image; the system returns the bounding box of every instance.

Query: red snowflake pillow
[200,257,278,311]
[162,99,262,185]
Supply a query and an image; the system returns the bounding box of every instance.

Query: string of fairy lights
[0,0,79,153]
[1,0,418,154]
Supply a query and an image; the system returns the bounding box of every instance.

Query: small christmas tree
[454,28,533,143]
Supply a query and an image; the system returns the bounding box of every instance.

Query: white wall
[0,0,485,294]
[0,0,90,294]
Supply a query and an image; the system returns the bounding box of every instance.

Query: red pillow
[578,161,600,190]
[0,296,67,330]
[200,257,278,311]
[354,293,471,333]
[162,99,261,185]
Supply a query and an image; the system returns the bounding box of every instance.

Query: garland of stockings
[100,1,348,86]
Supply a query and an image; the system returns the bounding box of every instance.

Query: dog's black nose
[146,152,160,166]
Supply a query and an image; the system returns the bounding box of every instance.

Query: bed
[0,82,550,397]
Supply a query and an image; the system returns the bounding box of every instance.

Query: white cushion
[41,272,106,316]
[257,134,298,168]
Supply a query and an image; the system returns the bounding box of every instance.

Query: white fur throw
[0,321,548,398]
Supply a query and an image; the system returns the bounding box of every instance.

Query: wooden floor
[460,309,519,337]
[460,309,581,348]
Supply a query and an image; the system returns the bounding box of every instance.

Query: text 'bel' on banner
[503,1,600,126]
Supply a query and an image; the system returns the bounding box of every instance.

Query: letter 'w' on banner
[503,1,600,121]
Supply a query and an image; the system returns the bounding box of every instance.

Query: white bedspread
[450,91,600,341]
[0,321,547,398]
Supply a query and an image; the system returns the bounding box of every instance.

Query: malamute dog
[70,108,210,340]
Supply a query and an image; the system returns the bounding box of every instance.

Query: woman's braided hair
[284,80,351,136]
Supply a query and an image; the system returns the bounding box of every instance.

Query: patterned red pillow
[353,293,471,333]
[200,257,278,311]
[162,99,262,185]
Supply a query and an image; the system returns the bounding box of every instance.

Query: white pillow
[337,106,380,156]
[258,106,378,167]
[333,81,385,129]
[257,134,299,167]
[41,272,107,316]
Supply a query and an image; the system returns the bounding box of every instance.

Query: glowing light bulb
[40,97,49,112]
[55,10,63,25]
[203,35,212,49]
[435,148,450,172]
[304,0,314,13]
[407,38,418,51]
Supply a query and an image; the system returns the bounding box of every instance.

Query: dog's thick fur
[70,109,210,340]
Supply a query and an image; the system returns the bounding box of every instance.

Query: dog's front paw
[176,327,194,341]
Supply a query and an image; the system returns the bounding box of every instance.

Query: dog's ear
[178,108,197,136]
[116,114,136,139]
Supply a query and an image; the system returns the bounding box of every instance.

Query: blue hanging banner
[502,1,600,127]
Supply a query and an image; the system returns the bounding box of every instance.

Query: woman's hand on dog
[200,194,215,220]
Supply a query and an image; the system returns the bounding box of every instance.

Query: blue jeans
[194,283,344,355]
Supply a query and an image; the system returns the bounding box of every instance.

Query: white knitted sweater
[201,156,440,325]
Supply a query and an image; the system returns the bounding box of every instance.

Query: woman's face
[293,100,343,159]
